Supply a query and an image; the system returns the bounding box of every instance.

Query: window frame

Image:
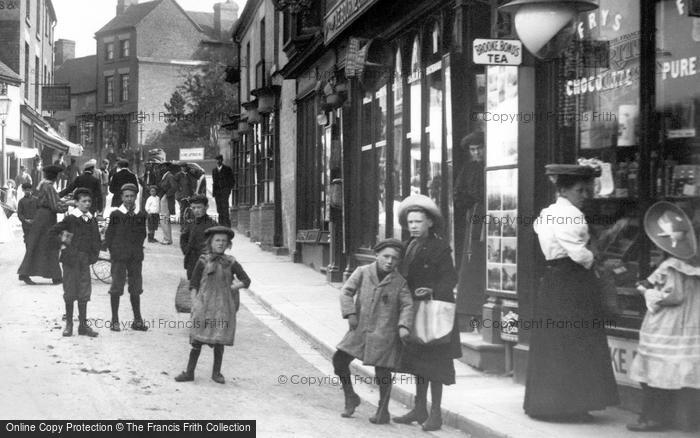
[105,76,114,104]
[105,42,115,62]
[120,39,130,58]
[120,74,129,102]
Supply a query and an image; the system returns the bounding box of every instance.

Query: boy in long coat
[105,183,148,332]
[333,238,413,424]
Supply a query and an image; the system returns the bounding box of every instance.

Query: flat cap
[204,226,235,239]
[72,187,93,199]
[373,238,404,256]
[545,164,601,178]
[120,183,138,193]
[188,194,209,205]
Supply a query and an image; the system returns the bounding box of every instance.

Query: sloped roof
[187,11,218,40]
[0,59,21,84]
[95,0,161,35]
[55,56,97,94]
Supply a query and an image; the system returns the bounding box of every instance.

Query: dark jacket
[51,212,101,266]
[180,214,219,275]
[105,206,147,261]
[175,171,194,200]
[59,171,104,213]
[17,196,38,234]
[212,164,234,198]
[159,171,178,198]
[109,168,139,207]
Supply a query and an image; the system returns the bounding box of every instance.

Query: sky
[53,0,248,58]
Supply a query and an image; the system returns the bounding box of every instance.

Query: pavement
[230,228,699,438]
[0,212,465,437]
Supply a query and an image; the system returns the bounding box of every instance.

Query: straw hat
[397,194,443,229]
[644,201,697,260]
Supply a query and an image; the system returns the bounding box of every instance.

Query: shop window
[232,130,254,207]
[391,48,404,239]
[297,94,327,231]
[252,115,275,205]
[559,0,643,322]
[408,36,422,194]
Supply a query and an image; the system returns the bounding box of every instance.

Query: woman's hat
[460,130,484,148]
[205,226,235,239]
[42,165,64,179]
[644,201,697,260]
[373,238,404,256]
[82,159,97,171]
[397,194,443,229]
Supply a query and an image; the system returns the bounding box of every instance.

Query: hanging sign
[473,39,522,65]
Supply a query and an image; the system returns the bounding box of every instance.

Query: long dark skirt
[17,207,61,279]
[399,317,462,385]
[523,258,619,416]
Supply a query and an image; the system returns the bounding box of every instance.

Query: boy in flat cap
[51,188,101,337]
[105,183,149,332]
[180,195,218,279]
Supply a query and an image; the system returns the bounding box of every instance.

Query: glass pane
[486,65,518,167]
[376,86,388,240]
[427,68,443,208]
[409,37,421,194]
[485,168,518,293]
[392,50,404,238]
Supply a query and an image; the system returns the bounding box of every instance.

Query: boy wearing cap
[17,183,38,245]
[51,188,101,337]
[105,183,149,332]
[180,195,218,279]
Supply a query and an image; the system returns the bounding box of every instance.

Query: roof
[0,59,21,84]
[54,56,97,95]
[232,0,260,40]
[187,11,219,40]
[95,0,161,35]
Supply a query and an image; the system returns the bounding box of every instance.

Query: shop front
[475,0,700,420]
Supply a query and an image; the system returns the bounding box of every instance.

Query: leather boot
[130,294,148,331]
[340,382,361,418]
[393,396,428,424]
[422,382,443,431]
[369,379,391,424]
[63,301,74,337]
[110,295,120,331]
[175,347,201,382]
[211,345,225,384]
[77,302,98,337]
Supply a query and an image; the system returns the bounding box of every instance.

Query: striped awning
[34,125,83,156]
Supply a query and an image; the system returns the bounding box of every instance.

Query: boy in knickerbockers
[105,183,149,332]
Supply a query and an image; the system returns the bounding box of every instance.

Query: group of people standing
[331,160,698,433]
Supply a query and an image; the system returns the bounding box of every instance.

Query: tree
[148,61,237,159]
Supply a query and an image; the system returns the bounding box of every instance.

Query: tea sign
[473,39,522,65]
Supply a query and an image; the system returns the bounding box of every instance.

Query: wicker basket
[175,278,192,313]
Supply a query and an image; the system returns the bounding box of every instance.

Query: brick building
[93,0,238,168]
[0,0,81,179]
[53,46,97,163]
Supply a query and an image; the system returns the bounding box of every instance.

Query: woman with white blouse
[523,164,619,421]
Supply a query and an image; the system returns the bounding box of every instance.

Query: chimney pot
[116,0,139,16]
[54,39,76,67]
[214,1,239,42]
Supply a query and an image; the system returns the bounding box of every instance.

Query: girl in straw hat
[627,202,700,432]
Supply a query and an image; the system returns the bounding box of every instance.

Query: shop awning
[4,145,40,159]
[34,125,84,156]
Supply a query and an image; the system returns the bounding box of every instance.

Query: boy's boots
[110,295,120,331]
[130,294,148,331]
[212,345,225,384]
[77,302,98,337]
[340,380,361,418]
[63,301,74,337]
[369,381,392,424]
[175,346,201,382]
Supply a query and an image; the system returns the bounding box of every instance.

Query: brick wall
[279,79,297,257]
[137,0,203,60]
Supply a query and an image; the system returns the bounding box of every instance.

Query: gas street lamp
[0,95,12,187]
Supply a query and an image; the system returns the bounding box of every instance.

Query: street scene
[1,0,699,437]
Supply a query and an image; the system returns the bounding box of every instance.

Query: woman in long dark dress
[17,165,65,285]
[393,194,462,432]
[523,164,619,421]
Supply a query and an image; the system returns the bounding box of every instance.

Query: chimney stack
[116,0,139,16]
[214,1,239,42]
[54,39,76,67]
